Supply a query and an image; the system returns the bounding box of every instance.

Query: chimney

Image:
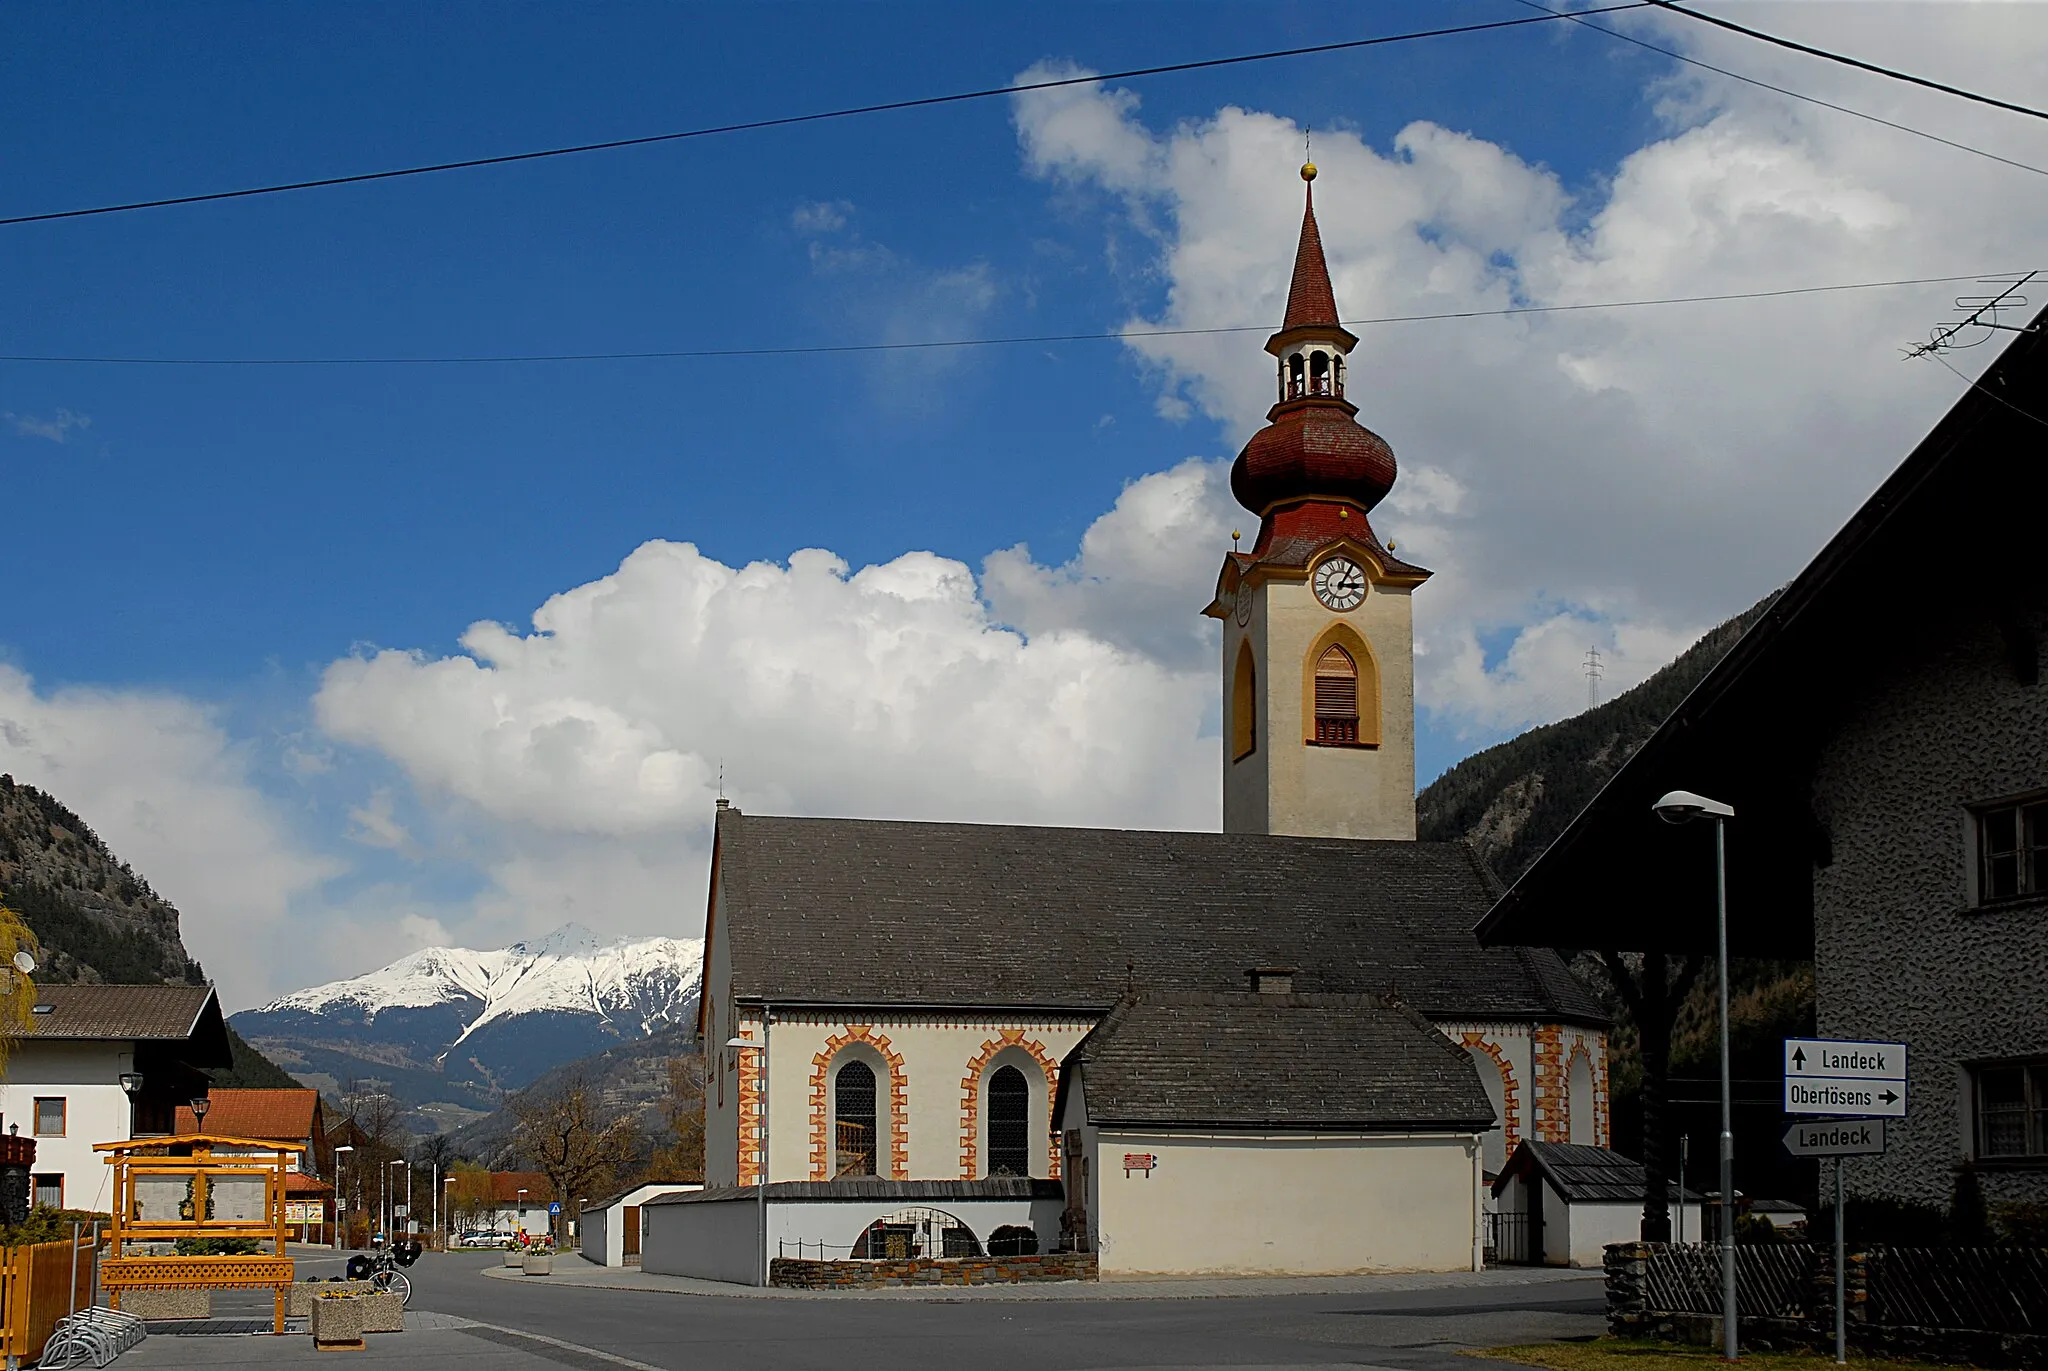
[1246,967,1296,995]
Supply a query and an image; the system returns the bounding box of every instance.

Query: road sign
[1783,1118,1887,1158]
[1784,1036,1907,1117]
[1784,1038,1905,1081]
[548,1201,562,1215]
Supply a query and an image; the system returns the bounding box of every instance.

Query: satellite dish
[12,951,35,975]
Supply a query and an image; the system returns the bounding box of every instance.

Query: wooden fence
[0,1232,98,1364]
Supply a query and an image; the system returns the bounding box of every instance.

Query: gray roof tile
[717,812,1603,1023]
[1062,991,1496,1129]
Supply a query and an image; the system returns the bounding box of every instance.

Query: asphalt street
[145,1248,1603,1371]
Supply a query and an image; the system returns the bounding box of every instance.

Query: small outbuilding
[1491,1140,1702,1267]
[1056,991,1495,1277]
[579,1181,699,1266]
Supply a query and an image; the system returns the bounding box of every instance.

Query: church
[676,163,1608,1282]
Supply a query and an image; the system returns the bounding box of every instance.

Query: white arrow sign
[1785,1077,1907,1117]
[1783,1119,1887,1158]
[1785,1038,1906,1082]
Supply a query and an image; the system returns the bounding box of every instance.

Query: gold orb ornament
[1301,162,1317,182]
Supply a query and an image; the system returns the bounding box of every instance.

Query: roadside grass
[1466,1339,1960,1371]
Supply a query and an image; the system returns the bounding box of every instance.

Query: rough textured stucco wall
[1811,604,2048,1207]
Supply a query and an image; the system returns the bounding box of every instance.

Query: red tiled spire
[1280,168,1340,331]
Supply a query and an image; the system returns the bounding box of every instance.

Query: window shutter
[1314,647,1359,743]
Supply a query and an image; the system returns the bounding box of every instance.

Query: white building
[1492,1141,1703,1268]
[579,1181,698,1266]
[0,985,232,1214]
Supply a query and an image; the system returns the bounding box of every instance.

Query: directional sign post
[1784,1039,1905,1366]
[1784,1037,1907,1117]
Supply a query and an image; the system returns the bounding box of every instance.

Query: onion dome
[1229,164,1397,518]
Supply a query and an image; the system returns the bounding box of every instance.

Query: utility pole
[1584,646,1604,710]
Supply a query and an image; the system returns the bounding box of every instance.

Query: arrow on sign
[1879,1090,1899,1105]
[1791,1047,1807,1070]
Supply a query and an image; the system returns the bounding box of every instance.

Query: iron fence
[1866,1247,2048,1336]
[1485,1211,1532,1265]
[1643,1242,1818,1318]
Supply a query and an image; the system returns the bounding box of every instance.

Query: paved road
[202,1248,1599,1371]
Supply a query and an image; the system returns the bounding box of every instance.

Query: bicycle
[344,1237,422,1306]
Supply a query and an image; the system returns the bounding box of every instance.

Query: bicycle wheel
[369,1268,412,1307]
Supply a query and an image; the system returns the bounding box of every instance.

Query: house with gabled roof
[0,984,231,1214]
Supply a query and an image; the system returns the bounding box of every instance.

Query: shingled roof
[20,985,232,1066]
[1059,991,1495,1130]
[1493,1140,1700,1204]
[713,812,1603,1024]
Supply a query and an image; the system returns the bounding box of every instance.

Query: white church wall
[1088,1129,1481,1277]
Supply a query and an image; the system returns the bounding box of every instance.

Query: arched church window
[1231,644,1257,760]
[834,1060,877,1176]
[1287,354,1305,400]
[1313,646,1360,744]
[1309,351,1331,396]
[987,1066,1030,1177]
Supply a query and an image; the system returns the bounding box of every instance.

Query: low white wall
[643,1192,1063,1285]
[1094,1131,1480,1277]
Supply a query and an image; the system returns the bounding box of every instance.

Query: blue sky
[5,2,2046,1005]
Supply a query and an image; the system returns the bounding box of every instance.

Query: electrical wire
[1928,352,2048,431]
[1647,1,2048,123]
[0,4,1652,229]
[0,271,2015,367]
[1514,0,2048,180]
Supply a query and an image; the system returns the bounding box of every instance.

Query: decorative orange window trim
[809,1026,908,1180]
[1531,1023,1567,1143]
[958,1030,1062,1180]
[735,1041,764,1186]
[1564,1039,1603,1146]
[1459,1031,1521,1152]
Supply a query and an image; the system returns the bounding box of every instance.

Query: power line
[0,4,1652,230]
[1647,1,2048,123]
[1515,1,2048,180]
[0,271,2012,367]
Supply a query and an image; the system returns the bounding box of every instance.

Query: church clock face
[1312,556,1367,611]
[1234,580,1255,626]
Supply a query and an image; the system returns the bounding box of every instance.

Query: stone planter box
[523,1253,554,1275]
[290,1280,370,1317]
[310,1295,365,1348]
[503,1248,524,1267]
[122,1289,211,1320]
[360,1291,405,1333]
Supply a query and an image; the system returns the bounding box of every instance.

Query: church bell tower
[1203,162,1428,840]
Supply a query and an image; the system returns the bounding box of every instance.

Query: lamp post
[444,1175,455,1247]
[189,1096,210,1132]
[517,1187,528,1240]
[333,1145,354,1249]
[1653,788,1738,1362]
[390,1159,407,1242]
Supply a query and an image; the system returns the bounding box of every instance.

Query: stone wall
[1809,603,2048,1208]
[770,1252,1096,1289]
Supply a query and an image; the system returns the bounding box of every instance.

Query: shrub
[0,1208,110,1248]
[174,1238,261,1256]
[1994,1200,2048,1247]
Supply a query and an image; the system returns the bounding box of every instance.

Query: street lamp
[333,1146,354,1249]
[188,1096,210,1131]
[1653,788,1737,1362]
[728,1016,771,1286]
[444,1175,456,1246]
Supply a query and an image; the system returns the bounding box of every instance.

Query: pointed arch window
[1231,644,1257,760]
[1313,646,1360,744]
[834,1060,877,1177]
[986,1066,1030,1177]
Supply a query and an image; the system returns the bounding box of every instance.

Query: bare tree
[643,1054,706,1183]
[508,1078,637,1239]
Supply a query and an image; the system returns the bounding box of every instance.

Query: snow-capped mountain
[231,925,703,1127]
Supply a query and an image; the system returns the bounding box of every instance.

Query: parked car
[456,1228,514,1249]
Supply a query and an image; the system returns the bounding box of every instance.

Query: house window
[1979,798,2048,901]
[32,1174,62,1210]
[1231,645,1256,760]
[1313,646,1359,744]
[1976,1060,2048,1160]
[32,1098,65,1138]
[986,1066,1030,1177]
[834,1060,877,1177]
